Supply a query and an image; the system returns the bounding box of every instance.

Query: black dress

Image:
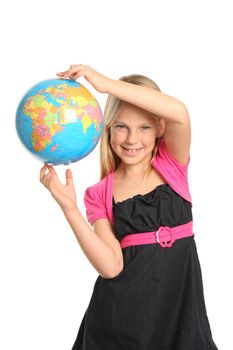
[71,183,218,350]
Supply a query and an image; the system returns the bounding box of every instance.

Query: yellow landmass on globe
[23,83,97,151]
[82,114,93,134]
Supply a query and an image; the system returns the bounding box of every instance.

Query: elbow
[110,264,124,279]
[171,104,189,125]
[180,104,190,123]
[103,259,124,279]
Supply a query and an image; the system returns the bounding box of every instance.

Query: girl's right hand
[40,164,77,213]
[56,64,112,94]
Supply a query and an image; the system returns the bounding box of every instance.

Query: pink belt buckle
[155,226,175,248]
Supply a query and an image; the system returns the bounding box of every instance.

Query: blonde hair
[99,74,162,180]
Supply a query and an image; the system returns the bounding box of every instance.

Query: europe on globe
[16,78,103,165]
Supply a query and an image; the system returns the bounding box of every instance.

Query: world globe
[16,78,103,165]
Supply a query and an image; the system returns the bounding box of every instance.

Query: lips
[122,146,142,150]
[121,146,143,153]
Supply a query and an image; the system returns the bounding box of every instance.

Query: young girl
[40,64,219,349]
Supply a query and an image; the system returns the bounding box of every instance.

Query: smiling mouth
[121,146,143,153]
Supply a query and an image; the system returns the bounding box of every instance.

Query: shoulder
[84,173,112,225]
[151,138,192,205]
[84,173,111,225]
[85,174,109,199]
[153,137,190,170]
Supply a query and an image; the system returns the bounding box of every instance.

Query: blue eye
[141,126,151,130]
[115,124,126,129]
[115,125,151,130]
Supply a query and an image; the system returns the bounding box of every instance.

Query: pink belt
[120,221,194,249]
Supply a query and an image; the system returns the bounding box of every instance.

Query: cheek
[142,133,156,146]
[110,131,125,145]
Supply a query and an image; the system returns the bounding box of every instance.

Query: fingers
[40,164,48,182]
[66,168,73,186]
[70,64,80,68]
[56,71,67,76]
[40,164,55,183]
[70,72,83,81]
[56,64,86,80]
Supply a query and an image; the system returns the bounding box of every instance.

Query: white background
[0,0,232,349]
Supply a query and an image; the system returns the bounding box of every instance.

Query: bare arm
[106,78,191,164]
[106,78,188,124]
[64,207,123,279]
[57,64,187,124]
[57,65,191,164]
[40,165,123,279]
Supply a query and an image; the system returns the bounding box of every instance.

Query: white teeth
[125,148,140,152]
[122,146,142,153]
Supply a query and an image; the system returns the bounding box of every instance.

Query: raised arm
[57,64,191,165]
[106,79,191,165]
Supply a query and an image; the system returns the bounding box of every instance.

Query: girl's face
[110,102,163,165]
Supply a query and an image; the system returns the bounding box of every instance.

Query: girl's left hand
[56,64,112,94]
[40,164,77,214]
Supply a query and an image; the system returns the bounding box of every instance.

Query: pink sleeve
[84,186,108,225]
[151,138,192,205]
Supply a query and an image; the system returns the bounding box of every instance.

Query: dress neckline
[112,168,168,205]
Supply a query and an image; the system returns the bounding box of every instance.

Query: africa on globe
[16,78,103,165]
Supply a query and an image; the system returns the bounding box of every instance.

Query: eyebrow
[113,120,152,126]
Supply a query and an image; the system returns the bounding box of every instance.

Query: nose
[126,129,138,145]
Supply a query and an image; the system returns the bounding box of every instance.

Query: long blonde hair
[99,74,162,180]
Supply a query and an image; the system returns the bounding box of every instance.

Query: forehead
[114,102,156,124]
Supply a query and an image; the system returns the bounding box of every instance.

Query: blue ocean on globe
[16,78,103,165]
